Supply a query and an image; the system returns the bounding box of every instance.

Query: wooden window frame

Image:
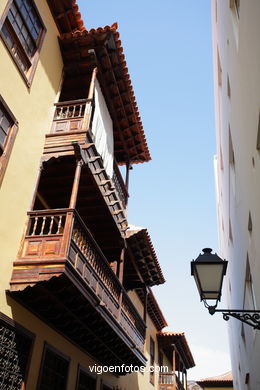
[76,365,97,390]
[234,0,240,17]
[150,336,155,385]
[0,311,35,390]
[0,0,46,87]
[158,349,164,371]
[230,0,240,17]
[0,95,18,187]
[102,384,113,390]
[37,342,70,390]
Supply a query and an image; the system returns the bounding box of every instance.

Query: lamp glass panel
[195,263,224,299]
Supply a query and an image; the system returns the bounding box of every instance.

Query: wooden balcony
[10,208,146,368]
[43,99,129,213]
[44,99,91,156]
[159,373,186,390]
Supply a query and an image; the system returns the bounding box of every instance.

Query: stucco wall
[212,0,260,389]
[0,0,63,307]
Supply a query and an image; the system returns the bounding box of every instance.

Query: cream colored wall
[0,2,65,385]
[0,0,63,308]
[212,0,260,389]
[8,297,104,389]
[5,291,170,390]
[110,290,172,390]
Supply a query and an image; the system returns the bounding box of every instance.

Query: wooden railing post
[118,247,125,284]
[172,345,176,390]
[88,67,98,100]
[117,287,123,321]
[60,159,83,256]
[69,159,83,209]
[82,67,98,132]
[125,160,132,193]
[117,246,125,321]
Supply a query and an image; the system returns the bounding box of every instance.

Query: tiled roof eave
[126,228,165,286]
[60,24,151,164]
[157,331,195,369]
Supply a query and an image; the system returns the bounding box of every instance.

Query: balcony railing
[47,100,129,209]
[20,208,145,351]
[113,162,129,208]
[51,99,92,133]
[159,373,186,390]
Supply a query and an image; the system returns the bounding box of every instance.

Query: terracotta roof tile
[62,23,151,164]
[157,331,195,369]
[126,225,165,285]
[72,0,85,31]
[198,371,233,383]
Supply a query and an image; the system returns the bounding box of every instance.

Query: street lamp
[191,248,260,329]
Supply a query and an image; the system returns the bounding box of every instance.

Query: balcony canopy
[157,332,195,370]
[125,225,165,289]
[59,23,151,165]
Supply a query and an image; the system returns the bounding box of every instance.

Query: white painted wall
[92,79,114,178]
[212,1,260,389]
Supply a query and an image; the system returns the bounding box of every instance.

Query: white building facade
[212,1,260,389]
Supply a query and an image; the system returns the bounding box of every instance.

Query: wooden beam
[87,67,98,100]
[69,159,83,209]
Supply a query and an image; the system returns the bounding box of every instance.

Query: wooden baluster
[40,217,46,235]
[88,68,98,100]
[48,216,54,235]
[79,104,83,117]
[72,105,76,118]
[74,229,78,244]
[81,103,86,116]
[79,231,84,250]
[57,215,62,234]
[32,217,38,236]
[56,107,61,119]
[65,105,70,119]
[83,236,88,254]
[78,231,81,247]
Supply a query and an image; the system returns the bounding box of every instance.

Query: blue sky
[77,0,231,380]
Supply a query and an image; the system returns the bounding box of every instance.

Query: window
[0,0,45,86]
[158,350,164,371]
[227,75,231,98]
[150,337,155,385]
[0,95,18,187]
[248,212,253,233]
[256,111,260,150]
[245,259,257,311]
[217,49,222,87]
[0,312,34,390]
[76,367,96,390]
[229,126,235,167]
[102,385,112,390]
[37,344,70,390]
[230,0,240,17]
[235,0,240,17]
